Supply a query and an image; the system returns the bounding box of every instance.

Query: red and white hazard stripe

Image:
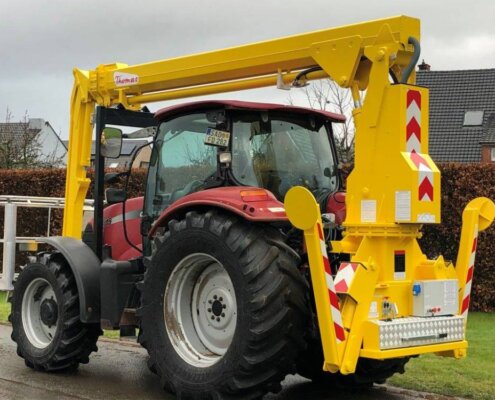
[317,223,345,342]
[334,262,359,293]
[461,225,478,318]
[406,90,434,202]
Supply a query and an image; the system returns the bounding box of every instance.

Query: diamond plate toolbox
[373,316,465,350]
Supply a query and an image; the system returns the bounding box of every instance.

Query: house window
[463,111,484,126]
[491,148,495,162]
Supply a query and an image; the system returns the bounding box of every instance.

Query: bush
[0,164,493,311]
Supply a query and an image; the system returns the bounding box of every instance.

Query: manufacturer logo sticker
[114,72,139,87]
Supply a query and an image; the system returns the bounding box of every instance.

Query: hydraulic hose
[293,66,323,87]
[401,37,421,84]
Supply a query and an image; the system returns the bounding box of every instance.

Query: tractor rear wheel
[10,257,101,371]
[138,211,308,399]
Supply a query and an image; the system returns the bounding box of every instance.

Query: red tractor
[11,100,359,398]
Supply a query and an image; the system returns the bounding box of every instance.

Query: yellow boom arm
[64,15,420,237]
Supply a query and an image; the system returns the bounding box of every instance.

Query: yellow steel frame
[281,16,495,375]
[65,14,495,377]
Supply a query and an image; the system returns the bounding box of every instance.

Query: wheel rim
[22,278,58,349]
[164,253,237,368]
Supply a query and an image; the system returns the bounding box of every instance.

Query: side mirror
[101,127,123,158]
[105,187,127,205]
[104,171,129,184]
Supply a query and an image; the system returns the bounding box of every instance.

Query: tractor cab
[144,100,345,221]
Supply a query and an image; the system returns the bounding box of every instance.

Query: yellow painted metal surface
[285,187,343,372]
[280,16,492,375]
[64,15,420,237]
[360,340,468,360]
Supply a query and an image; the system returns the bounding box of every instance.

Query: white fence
[0,196,94,291]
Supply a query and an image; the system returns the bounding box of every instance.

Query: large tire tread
[138,210,309,399]
[10,255,102,372]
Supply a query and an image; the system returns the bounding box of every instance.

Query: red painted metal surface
[154,100,346,122]
[102,197,143,261]
[148,187,287,237]
[326,191,346,225]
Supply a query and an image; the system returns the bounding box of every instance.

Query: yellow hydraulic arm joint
[64,15,420,238]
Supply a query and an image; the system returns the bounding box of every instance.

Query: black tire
[9,256,102,372]
[297,338,409,387]
[138,210,309,399]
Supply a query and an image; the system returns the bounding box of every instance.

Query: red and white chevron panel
[406,90,434,202]
[317,223,345,342]
[410,152,434,202]
[461,225,478,318]
[334,262,359,293]
[406,90,422,153]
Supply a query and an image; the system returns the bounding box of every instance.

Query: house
[91,139,151,168]
[62,138,151,169]
[416,65,495,163]
[0,118,67,167]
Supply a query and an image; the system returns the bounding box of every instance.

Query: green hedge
[0,165,493,311]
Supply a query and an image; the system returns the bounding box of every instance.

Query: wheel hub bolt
[211,299,223,317]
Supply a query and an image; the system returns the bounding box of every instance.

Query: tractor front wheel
[10,257,101,371]
[138,211,308,399]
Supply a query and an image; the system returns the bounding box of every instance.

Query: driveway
[0,324,461,400]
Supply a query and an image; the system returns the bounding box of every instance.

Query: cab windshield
[231,112,338,199]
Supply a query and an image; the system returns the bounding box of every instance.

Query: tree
[289,79,360,163]
[0,108,64,169]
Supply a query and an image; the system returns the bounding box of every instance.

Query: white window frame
[491,147,495,162]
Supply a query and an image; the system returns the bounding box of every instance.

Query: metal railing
[0,196,94,291]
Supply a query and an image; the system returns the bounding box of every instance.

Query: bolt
[223,305,226,309]
[208,308,212,313]
[208,300,212,304]
[221,313,225,317]
[219,297,223,302]
[216,317,220,322]
[211,316,215,320]
[213,295,218,300]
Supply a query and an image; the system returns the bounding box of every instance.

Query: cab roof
[154,100,346,123]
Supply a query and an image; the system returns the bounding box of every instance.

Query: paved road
[0,324,459,400]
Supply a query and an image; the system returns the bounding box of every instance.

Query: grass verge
[389,312,494,400]
[0,291,9,322]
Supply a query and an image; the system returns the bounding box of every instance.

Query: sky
[1,0,495,138]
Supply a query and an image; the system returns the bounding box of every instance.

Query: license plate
[204,128,230,147]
